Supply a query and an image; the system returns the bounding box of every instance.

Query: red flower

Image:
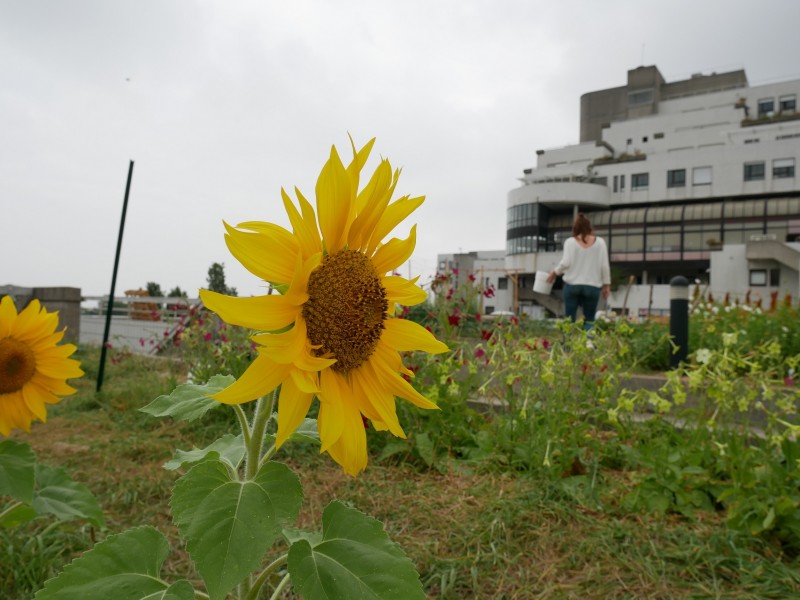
[483,287,495,298]
[510,316,519,325]
[475,347,486,359]
[542,339,550,349]
[480,329,493,341]
[452,268,459,275]
[468,273,476,282]
[448,314,461,326]
[475,313,482,322]
[203,332,212,342]
[425,325,433,332]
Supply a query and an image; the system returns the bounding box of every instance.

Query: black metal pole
[97,160,134,392]
[669,276,689,369]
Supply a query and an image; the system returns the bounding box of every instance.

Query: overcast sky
[2,0,799,299]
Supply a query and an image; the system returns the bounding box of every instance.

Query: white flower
[695,348,712,364]
[722,332,738,347]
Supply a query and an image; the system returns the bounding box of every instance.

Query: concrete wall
[0,285,81,342]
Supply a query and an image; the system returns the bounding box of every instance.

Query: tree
[168,286,187,298]
[146,282,164,298]
[206,262,237,296]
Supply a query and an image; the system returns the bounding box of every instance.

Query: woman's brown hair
[572,212,593,242]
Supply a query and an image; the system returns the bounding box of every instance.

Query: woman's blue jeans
[563,283,601,330]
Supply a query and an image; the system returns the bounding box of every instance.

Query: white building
[502,65,800,317]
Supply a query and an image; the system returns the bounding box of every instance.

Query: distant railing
[81,295,200,321]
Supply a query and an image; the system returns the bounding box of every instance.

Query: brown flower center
[0,337,37,394]
[302,249,388,373]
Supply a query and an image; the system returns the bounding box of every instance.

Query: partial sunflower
[200,137,448,476]
[0,296,84,436]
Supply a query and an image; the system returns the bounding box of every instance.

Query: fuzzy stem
[246,554,289,600]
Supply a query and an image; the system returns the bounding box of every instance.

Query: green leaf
[0,439,35,503]
[141,580,196,600]
[0,503,37,527]
[164,434,245,471]
[171,460,302,600]
[283,526,323,547]
[288,418,320,444]
[140,374,234,422]
[377,439,408,462]
[288,500,424,600]
[413,432,435,467]
[34,526,173,600]
[32,464,105,528]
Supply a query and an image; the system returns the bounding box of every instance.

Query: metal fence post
[669,276,689,369]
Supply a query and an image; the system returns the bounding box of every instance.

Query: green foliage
[145,281,164,298]
[206,262,237,296]
[288,501,425,600]
[0,440,104,529]
[178,311,255,383]
[35,526,193,600]
[172,460,302,600]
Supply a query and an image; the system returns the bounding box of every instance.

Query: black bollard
[669,276,690,368]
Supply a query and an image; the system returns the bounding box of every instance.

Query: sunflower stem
[0,501,23,524]
[246,553,289,600]
[268,573,292,600]
[245,388,277,480]
[232,404,252,448]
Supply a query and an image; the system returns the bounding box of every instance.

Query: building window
[667,169,686,188]
[773,158,795,179]
[620,174,625,190]
[631,173,649,190]
[780,94,796,113]
[692,166,712,186]
[770,269,780,287]
[613,175,618,193]
[758,98,774,117]
[744,162,765,181]
[750,269,767,286]
[628,89,654,106]
[497,277,508,290]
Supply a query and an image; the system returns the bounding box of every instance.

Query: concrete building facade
[503,65,800,317]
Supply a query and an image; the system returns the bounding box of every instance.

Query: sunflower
[200,138,448,475]
[0,296,84,436]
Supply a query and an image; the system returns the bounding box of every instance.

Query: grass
[4,346,800,599]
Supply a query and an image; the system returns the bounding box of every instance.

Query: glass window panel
[693,166,712,185]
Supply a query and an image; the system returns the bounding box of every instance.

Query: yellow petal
[275,373,315,448]
[368,195,425,254]
[282,188,322,258]
[252,320,308,364]
[347,159,394,250]
[317,369,347,453]
[289,368,320,394]
[352,367,405,438]
[224,222,298,284]
[213,355,291,405]
[325,416,368,476]
[382,318,449,354]
[316,146,352,254]
[0,295,18,338]
[200,289,301,331]
[346,136,375,214]
[32,373,77,397]
[22,381,52,421]
[371,225,417,274]
[370,345,439,410]
[383,275,427,307]
[35,356,84,380]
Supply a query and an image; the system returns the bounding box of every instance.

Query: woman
[546,213,611,331]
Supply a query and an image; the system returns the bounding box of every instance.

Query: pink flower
[475,348,486,359]
[203,332,212,342]
[139,337,145,347]
[452,268,459,275]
